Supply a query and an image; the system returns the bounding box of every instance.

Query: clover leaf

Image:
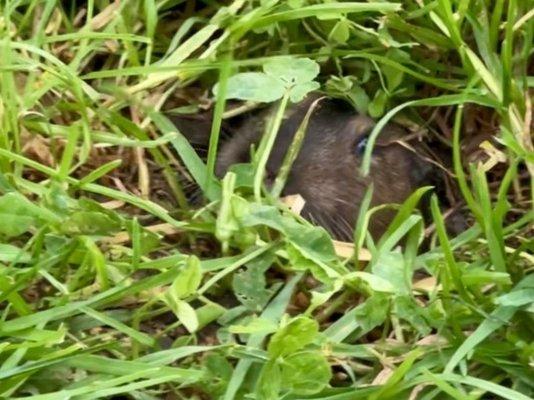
[218,72,285,103]
[214,57,320,103]
[267,316,319,358]
[280,351,332,395]
[263,57,319,86]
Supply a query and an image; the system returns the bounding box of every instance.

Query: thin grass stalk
[271,96,324,198]
[430,195,473,305]
[253,91,290,202]
[352,184,374,269]
[205,52,232,194]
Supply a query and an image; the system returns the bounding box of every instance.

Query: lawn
[0,1,532,399]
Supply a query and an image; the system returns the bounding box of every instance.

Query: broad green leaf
[289,81,320,102]
[223,274,303,400]
[393,295,431,335]
[241,204,342,280]
[283,220,338,264]
[205,353,233,382]
[354,292,390,333]
[229,317,278,335]
[256,360,281,400]
[349,84,370,114]
[325,76,370,113]
[329,18,350,44]
[285,243,330,283]
[228,163,255,188]
[368,89,388,118]
[345,271,396,293]
[61,211,122,235]
[203,353,234,398]
[307,279,343,314]
[0,244,31,263]
[0,192,57,237]
[280,351,332,395]
[325,75,354,92]
[44,183,77,214]
[196,303,226,331]
[175,300,199,333]
[268,316,318,358]
[215,72,285,103]
[377,25,412,48]
[171,256,202,299]
[263,57,320,85]
[372,250,411,294]
[241,205,337,263]
[241,203,287,231]
[216,173,248,250]
[383,63,404,92]
[233,253,276,311]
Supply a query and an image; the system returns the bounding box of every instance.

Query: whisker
[332,197,354,207]
[336,214,354,241]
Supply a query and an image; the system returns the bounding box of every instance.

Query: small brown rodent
[172,95,445,241]
[214,96,437,241]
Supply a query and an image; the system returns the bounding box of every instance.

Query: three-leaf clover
[214,57,320,103]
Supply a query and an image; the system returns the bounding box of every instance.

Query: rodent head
[216,96,433,241]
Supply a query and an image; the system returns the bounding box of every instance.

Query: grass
[0,0,533,399]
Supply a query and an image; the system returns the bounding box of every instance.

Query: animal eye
[354,136,368,156]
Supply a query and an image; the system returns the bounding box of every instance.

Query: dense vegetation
[0,1,532,399]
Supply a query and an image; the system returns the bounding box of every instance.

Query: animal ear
[169,111,215,146]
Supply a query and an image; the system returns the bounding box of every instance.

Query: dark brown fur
[215,96,435,241]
